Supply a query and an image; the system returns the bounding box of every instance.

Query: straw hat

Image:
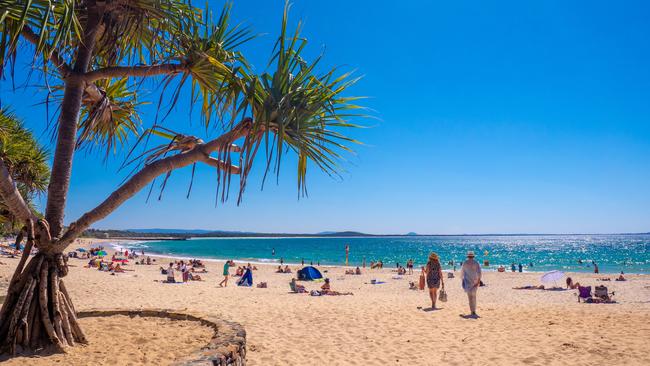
[466,251,476,257]
[428,252,439,262]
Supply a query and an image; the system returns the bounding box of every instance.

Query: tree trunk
[45,1,104,237]
[0,249,86,354]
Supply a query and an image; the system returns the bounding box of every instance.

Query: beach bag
[594,285,608,298]
[438,288,448,302]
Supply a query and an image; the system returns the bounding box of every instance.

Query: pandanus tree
[0,109,50,238]
[0,0,363,354]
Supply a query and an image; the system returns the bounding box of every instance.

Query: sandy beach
[1,238,649,365]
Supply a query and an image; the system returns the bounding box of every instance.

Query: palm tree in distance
[0,108,49,240]
[0,1,364,353]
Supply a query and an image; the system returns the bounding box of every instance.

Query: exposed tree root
[0,252,86,354]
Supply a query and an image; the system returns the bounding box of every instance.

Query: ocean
[121,234,650,274]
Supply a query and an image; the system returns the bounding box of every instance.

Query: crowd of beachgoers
[0,238,631,311]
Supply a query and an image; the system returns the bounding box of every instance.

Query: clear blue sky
[2,0,649,234]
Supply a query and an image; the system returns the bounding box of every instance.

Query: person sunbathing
[276,265,285,273]
[566,277,581,289]
[355,267,361,275]
[345,269,355,275]
[513,285,545,290]
[616,272,626,281]
[290,278,306,293]
[188,273,202,281]
[283,265,292,273]
[113,264,125,273]
[320,278,353,296]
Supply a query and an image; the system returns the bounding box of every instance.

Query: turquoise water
[125,234,650,274]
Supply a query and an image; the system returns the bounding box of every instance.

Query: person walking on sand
[423,252,444,309]
[219,260,233,287]
[418,266,426,290]
[461,251,482,317]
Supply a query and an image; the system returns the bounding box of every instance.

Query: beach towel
[237,268,253,286]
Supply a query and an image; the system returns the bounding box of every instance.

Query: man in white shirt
[166,263,175,283]
[460,251,482,317]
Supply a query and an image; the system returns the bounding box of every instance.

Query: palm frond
[0,107,49,227]
[235,2,366,199]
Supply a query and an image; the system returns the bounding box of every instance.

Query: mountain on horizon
[127,228,370,236]
[127,228,246,235]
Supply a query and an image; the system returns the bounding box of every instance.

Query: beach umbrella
[541,270,564,284]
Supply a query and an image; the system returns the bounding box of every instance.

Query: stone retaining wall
[77,309,246,366]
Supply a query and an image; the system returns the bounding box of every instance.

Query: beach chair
[594,285,614,301]
[577,286,592,303]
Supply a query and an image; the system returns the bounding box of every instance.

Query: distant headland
[81,228,650,240]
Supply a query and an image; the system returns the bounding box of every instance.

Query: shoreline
[81,238,650,276]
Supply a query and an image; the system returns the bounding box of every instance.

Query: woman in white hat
[460,251,482,317]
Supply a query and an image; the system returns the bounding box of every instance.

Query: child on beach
[419,267,426,290]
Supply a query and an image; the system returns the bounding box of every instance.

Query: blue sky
[2,0,649,234]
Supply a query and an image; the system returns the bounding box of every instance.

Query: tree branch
[21,26,72,77]
[0,159,37,223]
[57,120,252,247]
[83,63,186,82]
[198,155,241,174]
[20,26,104,113]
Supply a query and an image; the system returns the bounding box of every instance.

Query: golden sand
[0,238,648,365]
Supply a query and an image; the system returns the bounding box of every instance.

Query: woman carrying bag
[424,252,445,309]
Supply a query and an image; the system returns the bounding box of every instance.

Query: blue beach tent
[297,266,322,281]
[237,268,253,286]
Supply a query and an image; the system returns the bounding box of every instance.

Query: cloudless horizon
[1,1,649,235]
